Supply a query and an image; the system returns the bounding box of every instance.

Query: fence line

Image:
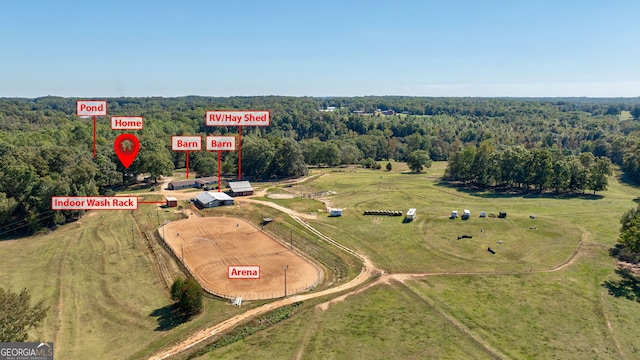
[157,219,322,301]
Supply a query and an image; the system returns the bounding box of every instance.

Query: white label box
[205,110,270,126]
[206,136,236,151]
[76,100,107,116]
[111,116,144,130]
[228,265,260,279]
[172,136,202,151]
[51,196,138,210]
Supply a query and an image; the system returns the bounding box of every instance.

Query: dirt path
[241,198,319,220]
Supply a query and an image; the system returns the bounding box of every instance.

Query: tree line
[446,143,612,194]
[1,96,640,235]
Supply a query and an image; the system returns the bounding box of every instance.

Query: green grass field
[196,161,640,359]
[0,201,263,359]
[3,161,640,359]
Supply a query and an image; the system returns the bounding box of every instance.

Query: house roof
[195,191,234,204]
[229,181,253,192]
[166,197,178,202]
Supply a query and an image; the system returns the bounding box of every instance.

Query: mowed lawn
[0,205,247,360]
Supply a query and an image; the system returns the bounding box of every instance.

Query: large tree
[0,287,49,342]
[631,106,640,121]
[406,150,432,173]
[171,277,203,316]
[618,205,640,260]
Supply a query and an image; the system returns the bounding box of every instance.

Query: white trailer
[329,208,343,217]
[451,210,458,219]
[462,209,471,219]
[406,208,416,221]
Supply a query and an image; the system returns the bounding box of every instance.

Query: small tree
[406,150,432,173]
[386,162,392,171]
[170,278,185,301]
[631,106,640,121]
[178,277,203,316]
[0,287,49,342]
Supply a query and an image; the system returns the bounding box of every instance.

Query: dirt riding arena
[161,216,321,300]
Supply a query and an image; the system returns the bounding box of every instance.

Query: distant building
[228,181,254,197]
[166,197,178,208]
[195,176,218,189]
[194,191,234,208]
[320,106,336,112]
[167,179,197,190]
[382,109,395,116]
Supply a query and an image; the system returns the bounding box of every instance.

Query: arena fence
[158,218,322,301]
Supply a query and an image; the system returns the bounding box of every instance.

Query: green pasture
[281,162,638,274]
[198,281,494,360]
[4,161,640,359]
[0,203,253,360]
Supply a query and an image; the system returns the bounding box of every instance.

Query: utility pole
[283,265,288,297]
[131,225,135,249]
[156,209,160,227]
[181,243,184,262]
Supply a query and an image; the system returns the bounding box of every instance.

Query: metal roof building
[195,191,234,208]
[228,181,254,196]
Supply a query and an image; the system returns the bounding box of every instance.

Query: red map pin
[114,133,140,169]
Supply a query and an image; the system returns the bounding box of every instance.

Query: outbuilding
[166,197,178,208]
[195,176,218,189]
[329,208,343,217]
[228,181,254,196]
[462,209,471,219]
[194,191,235,208]
[451,210,458,219]
[406,208,416,221]
[167,179,197,190]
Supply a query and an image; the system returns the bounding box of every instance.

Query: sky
[1,0,639,98]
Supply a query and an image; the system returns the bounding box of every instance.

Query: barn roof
[229,181,253,192]
[195,176,218,185]
[169,179,196,187]
[195,191,234,204]
[165,196,178,202]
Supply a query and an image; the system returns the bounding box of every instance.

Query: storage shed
[166,197,178,208]
[462,209,471,219]
[228,181,254,196]
[329,208,343,217]
[451,210,458,219]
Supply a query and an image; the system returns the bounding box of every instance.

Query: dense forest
[1,96,640,235]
